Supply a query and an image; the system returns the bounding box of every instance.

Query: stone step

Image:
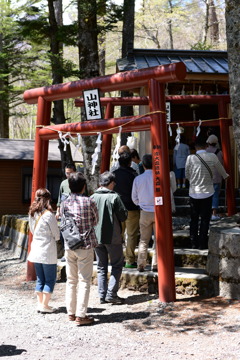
[175,196,228,206]
[173,188,240,215]
[173,228,190,248]
[106,265,212,297]
[57,261,213,297]
[57,249,211,297]
[174,248,208,268]
[175,206,190,216]
[174,187,240,198]
[174,203,238,216]
[174,267,213,296]
[174,196,190,206]
[124,245,208,268]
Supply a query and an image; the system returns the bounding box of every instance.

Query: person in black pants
[185,137,229,249]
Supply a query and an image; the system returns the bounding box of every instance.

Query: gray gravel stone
[1,245,240,360]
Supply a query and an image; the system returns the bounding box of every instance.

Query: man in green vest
[91,171,128,305]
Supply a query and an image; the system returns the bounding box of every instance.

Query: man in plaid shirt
[60,172,98,326]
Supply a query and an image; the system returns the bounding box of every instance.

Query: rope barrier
[35,110,167,135]
[35,114,231,136]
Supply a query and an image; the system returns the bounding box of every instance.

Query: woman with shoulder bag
[28,188,60,314]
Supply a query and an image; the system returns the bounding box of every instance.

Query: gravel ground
[0,245,240,360]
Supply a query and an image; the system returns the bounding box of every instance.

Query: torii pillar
[149,79,176,301]
[26,97,51,281]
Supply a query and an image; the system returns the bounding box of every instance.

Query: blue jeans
[212,183,221,209]
[95,244,124,300]
[175,167,185,179]
[34,263,57,293]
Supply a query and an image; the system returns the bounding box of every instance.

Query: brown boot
[75,316,94,326]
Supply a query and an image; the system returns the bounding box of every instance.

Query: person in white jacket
[28,188,60,314]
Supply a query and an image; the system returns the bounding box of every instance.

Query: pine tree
[0,0,33,137]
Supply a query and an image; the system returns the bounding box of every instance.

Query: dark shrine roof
[117,49,228,75]
[0,139,83,162]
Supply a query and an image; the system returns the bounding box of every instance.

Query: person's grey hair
[142,154,152,169]
[99,171,116,186]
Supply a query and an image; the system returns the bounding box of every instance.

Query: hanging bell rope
[76,133,82,150]
[175,123,181,147]
[126,132,137,149]
[196,119,202,137]
[91,132,102,175]
[111,126,122,168]
[58,131,70,151]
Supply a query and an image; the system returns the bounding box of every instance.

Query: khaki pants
[137,210,156,268]
[65,248,93,317]
[122,210,140,265]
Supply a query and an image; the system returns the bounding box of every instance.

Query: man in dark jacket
[90,171,128,305]
[113,151,140,268]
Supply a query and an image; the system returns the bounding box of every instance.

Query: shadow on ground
[0,345,26,357]
[92,311,151,325]
[123,295,240,335]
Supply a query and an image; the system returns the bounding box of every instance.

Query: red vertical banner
[27,97,51,281]
[149,79,176,302]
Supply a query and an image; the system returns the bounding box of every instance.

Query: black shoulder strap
[195,154,213,179]
[215,148,220,155]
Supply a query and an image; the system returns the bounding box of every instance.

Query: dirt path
[0,246,240,360]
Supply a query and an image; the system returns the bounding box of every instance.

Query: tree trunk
[77,0,100,193]
[122,0,135,58]
[0,32,9,138]
[167,0,174,49]
[98,0,106,77]
[121,0,135,145]
[48,0,72,174]
[225,2,240,160]
[209,0,219,44]
[203,0,210,44]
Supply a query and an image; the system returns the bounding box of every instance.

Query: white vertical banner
[166,101,171,123]
[83,89,102,120]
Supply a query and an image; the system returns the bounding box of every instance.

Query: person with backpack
[60,172,99,326]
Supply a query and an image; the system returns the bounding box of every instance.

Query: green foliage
[1,0,228,139]
[191,41,212,50]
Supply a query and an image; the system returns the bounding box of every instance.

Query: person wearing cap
[185,136,229,249]
[206,134,224,220]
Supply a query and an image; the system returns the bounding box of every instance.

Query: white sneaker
[211,215,220,221]
[40,306,58,314]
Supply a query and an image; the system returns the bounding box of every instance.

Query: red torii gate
[23,62,234,303]
[74,95,235,214]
